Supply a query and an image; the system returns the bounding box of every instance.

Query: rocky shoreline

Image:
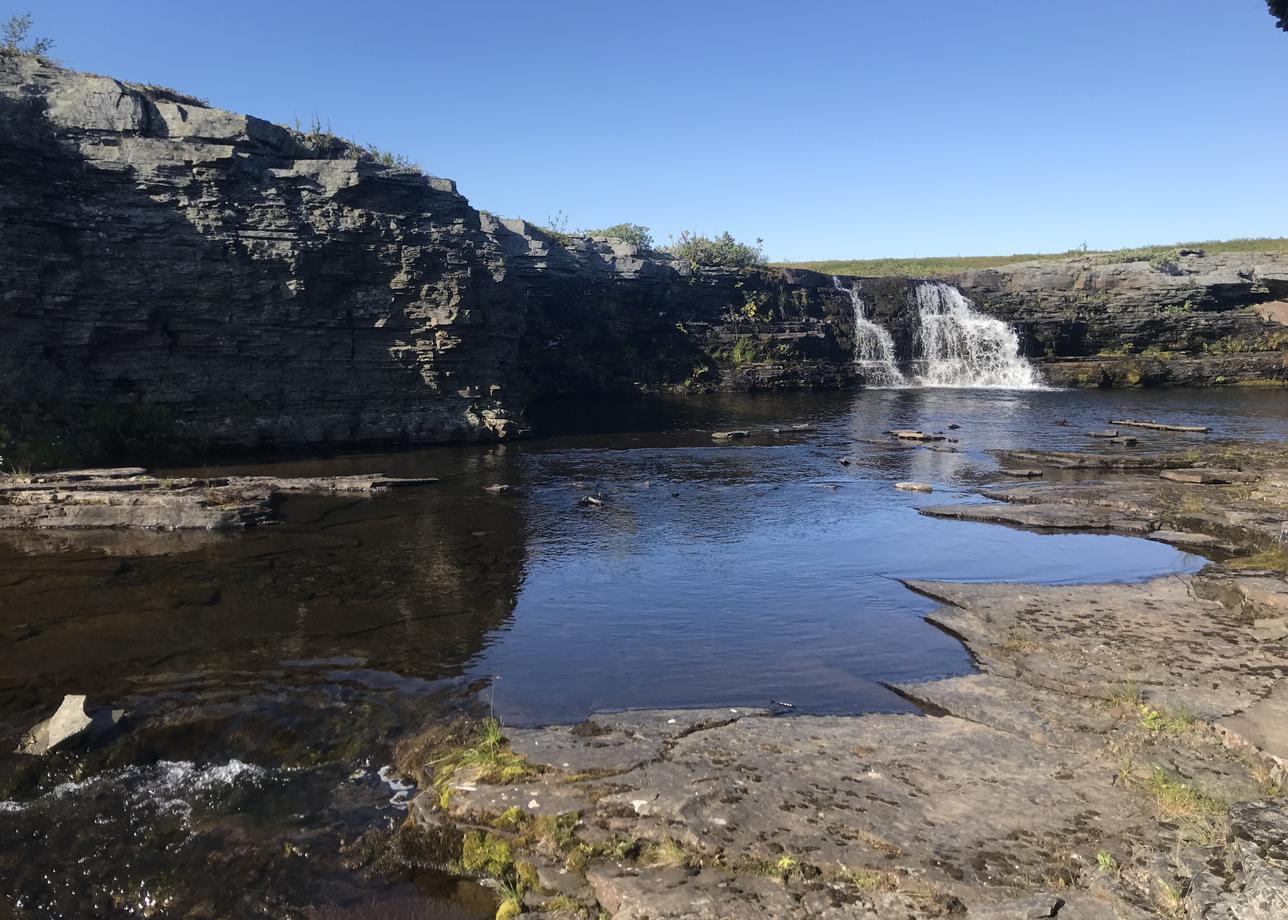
[378,437,1288,919]
[0,467,437,530]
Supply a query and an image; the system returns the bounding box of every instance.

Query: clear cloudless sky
[21,0,1288,261]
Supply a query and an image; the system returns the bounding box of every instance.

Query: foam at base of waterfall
[910,282,1044,389]
[832,277,907,388]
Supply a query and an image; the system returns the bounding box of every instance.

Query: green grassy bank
[777,237,1288,279]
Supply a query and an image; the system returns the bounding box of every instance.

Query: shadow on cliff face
[0,61,523,471]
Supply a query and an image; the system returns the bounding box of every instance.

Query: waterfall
[909,281,1042,389]
[832,277,907,388]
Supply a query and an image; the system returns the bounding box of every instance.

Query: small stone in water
[895,482,934,493]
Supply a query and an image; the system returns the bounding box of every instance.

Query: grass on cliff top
[776,237,1288,278]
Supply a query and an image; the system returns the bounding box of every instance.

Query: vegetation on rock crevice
[289,115,423,171]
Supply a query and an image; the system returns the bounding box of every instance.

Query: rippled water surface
[2,387,1286,917]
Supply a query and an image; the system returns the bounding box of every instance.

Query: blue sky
[23,0,1288,261]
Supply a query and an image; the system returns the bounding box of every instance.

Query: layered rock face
[0,56,859,460]
[1,54,522,454]
[955,253,1288,387]
[2,55,1286,463]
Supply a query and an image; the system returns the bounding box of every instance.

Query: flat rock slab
[237,474,439,492]
[710,430,750,441]
[585,865,952,919]
[894,674,1115,748]
[1217,682,1288,768]
[908,577,1288,720]
[996,450,1181,471]
[590,711,1148,889]
[919,501,1153,533]
[0,488,272,531]
[1146,529,1238,552]
[1109,419,1211,433]
[1159,468,1255,485]
[895,482,934,493]
[889,429,945,442]
[508,707,767,774]
[0,470,437,531]
[1252,618,1288,641]
[25,467,148,481]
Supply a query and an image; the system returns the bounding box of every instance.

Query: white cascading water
[832,276,907,387]
[909,281,1043,389]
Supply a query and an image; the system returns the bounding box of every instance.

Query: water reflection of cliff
[0,458,529,740]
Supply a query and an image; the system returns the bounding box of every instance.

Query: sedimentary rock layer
[2,55,1286,461]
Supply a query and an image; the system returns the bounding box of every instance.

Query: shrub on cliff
[2,13,53,57]
[358,143,421,170]
[289,116,422,171]
[584,223,655,251]
[667,231,766,268]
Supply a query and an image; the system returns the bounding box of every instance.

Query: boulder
[16,694,123,755]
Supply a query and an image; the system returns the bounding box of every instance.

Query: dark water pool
[0,386,1284,917]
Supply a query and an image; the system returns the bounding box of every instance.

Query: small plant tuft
[644,836,692,869]
[1137,703,1197,735]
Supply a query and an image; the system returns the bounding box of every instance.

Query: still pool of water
[1,386,1285,917]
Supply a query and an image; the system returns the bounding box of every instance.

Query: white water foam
[377,764,415,810]
[909,281,1044,389]
[1,759,266,817]
[832,276,907,387]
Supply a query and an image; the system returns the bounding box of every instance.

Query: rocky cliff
[954,253,1288,387]
[1,55,1286,466]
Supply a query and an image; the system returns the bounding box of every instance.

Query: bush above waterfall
[584,223,656,252]
[667,231,766,268]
